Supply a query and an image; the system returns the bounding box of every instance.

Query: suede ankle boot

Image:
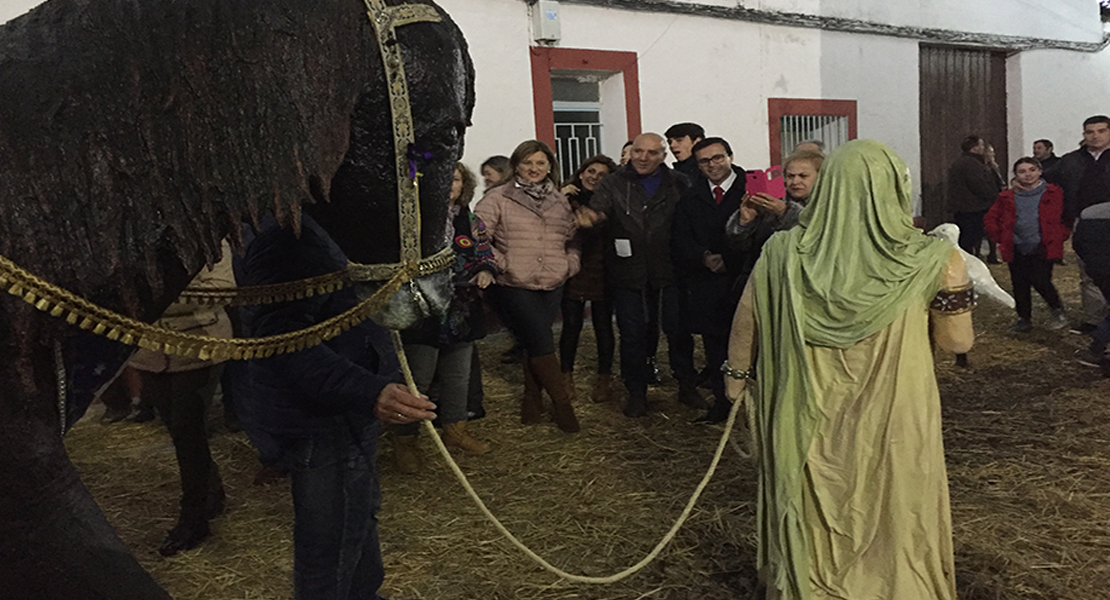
[529,354,580,433]
[441,421,490,454]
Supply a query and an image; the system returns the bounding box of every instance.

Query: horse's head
[306,0,475,329]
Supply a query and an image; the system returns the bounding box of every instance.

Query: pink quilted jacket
[474,182,581,291]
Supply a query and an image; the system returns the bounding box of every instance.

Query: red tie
[713,185,724,204]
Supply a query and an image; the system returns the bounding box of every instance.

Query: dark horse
[0,0,473,597]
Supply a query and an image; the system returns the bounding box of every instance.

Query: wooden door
[919,45,1008,228]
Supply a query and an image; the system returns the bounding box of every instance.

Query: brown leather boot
[441,421,490,454]
[521,359,545,425]
[591,373,614,404]
[530,353,580,433]
[392,434,422,474]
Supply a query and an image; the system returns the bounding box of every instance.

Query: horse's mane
[0,0,394,320]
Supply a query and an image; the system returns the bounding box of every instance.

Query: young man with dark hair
[1046,115,1110,334]
[664,122,705,180]
[947,134,1001,257]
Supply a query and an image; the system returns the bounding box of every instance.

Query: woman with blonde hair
[475,140,582,432]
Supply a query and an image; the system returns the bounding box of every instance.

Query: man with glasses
[673,137,748,423]
[578,133,699,417]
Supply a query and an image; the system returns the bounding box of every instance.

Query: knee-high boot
[529,353,580,433]
[521,356,545,425]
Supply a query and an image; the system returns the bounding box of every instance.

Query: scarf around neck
[515,177,554,202]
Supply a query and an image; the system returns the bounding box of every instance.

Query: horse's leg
[0,324,171,600]
[0,410,171,600]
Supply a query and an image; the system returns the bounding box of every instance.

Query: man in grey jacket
[947,134,1002,257]
[578,132,702,417]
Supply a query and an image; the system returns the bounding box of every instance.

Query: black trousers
[143,366,223,519]
[489,285,562,357]
[559,297,615,374]
[1009,251,1063,321]
[611,285,696,398]
[954,210,988,257]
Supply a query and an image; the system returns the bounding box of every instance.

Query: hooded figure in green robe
[729,139,973,600]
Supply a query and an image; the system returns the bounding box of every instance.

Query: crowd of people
[948,115,1110,360]
[89,113,1110,600]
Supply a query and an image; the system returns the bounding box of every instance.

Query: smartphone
[746,167,785,198]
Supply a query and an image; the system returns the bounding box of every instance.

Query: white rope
[391,330,742,584]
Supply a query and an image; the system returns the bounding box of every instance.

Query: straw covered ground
[66,254,1110,599]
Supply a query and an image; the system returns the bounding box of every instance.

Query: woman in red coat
[985,157,1070,332]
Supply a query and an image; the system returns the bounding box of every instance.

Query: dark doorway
[919,45,1008,228]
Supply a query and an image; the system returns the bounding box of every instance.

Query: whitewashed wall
[749,0,1102,43]
[1008,43,1110,169]
[0,0,43,24]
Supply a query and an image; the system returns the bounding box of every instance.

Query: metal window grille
[554,106,601,182]
[780,114,850,164]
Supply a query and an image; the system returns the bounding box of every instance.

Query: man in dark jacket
[580,132,700,417]
[673,137,748,423]
[1071,202,1110,372]
[1046,115,1110,331]
[947,134,1001,257]
[242,213,436,599]
[1033,138,1060,173]
[665,122,705,180]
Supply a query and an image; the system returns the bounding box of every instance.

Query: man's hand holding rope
[374,383,436,425]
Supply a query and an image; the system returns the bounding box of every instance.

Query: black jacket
[673,156,701,181]
[947,152,999,214]
[672,166,749,333]
[589,164,690,289]
[1044,147,1110,224]
[1072,203,1110,298]
[242,213,401,446]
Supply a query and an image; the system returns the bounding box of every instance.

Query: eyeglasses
[696,154,729,166]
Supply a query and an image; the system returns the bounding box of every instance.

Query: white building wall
[746,0,1102,43]
[1008,43,1110,166]
[436,0,536,173]
[0,0,41,24]
[819,32,922,198]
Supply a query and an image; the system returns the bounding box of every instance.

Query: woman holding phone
[726,149,824,260]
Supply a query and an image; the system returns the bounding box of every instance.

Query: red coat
[984,183,1069,262]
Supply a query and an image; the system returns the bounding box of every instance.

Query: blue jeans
[285,420,385,600]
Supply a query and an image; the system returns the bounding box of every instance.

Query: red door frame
[767,98,857,165]
[530,47,642,149]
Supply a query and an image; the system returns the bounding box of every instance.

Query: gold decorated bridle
[2,0,457,362]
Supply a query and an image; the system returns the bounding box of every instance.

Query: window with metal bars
[552,78,602,181]
[767,98,857,167]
